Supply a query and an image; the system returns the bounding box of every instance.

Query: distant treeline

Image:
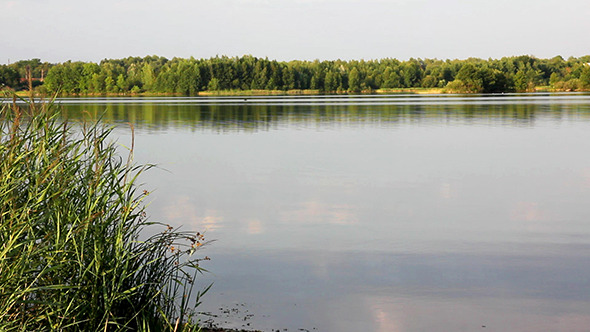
[2,55,590,94]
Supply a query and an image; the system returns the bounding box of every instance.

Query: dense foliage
[1,59,52,90]
[0,96,208,331]
[2,55,590,94]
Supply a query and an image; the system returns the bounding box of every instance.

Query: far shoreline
[14,86,588,98]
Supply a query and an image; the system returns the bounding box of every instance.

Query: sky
[1,0,589,64]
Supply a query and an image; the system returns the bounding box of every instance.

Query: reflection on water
[201,246,590,331]
[51,94,590,331]
[53,93,590,132]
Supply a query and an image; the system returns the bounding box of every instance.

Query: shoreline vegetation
[15,88,450,98]
[14,87,449,97]
[12,86,567,98]
[0,93,210,331]
[2,55,590,97]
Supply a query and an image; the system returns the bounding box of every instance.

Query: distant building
[20,77,44,83]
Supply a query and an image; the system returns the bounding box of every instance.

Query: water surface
[58,94,590,331]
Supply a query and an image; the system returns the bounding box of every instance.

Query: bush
[0,95,209,331]
[444,79,470,93]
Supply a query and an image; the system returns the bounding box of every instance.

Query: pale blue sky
[1,0,589,64]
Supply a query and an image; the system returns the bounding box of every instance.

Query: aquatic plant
[0,93,209,331]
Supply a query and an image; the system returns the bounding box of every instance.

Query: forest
[2,55,590,95]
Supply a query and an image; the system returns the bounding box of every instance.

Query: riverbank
[197,87,446,95]
[15,88,439,97]
[14,86,588,98]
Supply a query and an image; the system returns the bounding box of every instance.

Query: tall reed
[0,94,209,331]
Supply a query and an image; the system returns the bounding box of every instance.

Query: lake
[57,93,590,332]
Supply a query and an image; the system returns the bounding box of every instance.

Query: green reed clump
[0,95,209,331]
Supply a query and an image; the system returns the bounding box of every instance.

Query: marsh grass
[0,93,209,331]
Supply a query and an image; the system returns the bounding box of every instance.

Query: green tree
[207,78,220,91]
[15,54,590,95]
[141,63,156,91]
[90,73,105,93]
[44,61,84,94]
[283,66,296,90]
[549,72,562,87]
[324,70,340,92]
[105,76,117,93]
[250,62,268,90]
[310,67,324,91]
[403,60,422,87]
[381,67,401,88]
[116,74,128,92]
[348,67,361,92]
[421,75,438,88]
[455,63,483,92]
[80,63,100,93]
[579,66,590,88]
[0,66,20,89]
[176,62,201,95]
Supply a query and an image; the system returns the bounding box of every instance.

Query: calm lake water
[57,93,590,331]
